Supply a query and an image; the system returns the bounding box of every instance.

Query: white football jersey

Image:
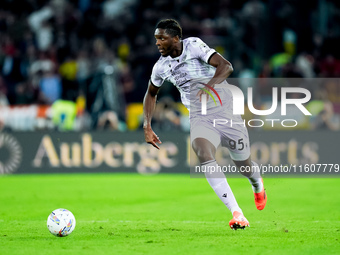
[151,37,218,110]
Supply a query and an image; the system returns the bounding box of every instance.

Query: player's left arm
[207,52,233,86]
[197,53,233,101]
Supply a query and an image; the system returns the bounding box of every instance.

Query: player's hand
[196,83,214,102]
[196,89,209,103]
[144,126,162,149]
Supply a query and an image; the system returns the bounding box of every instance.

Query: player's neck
[170,41,183,58]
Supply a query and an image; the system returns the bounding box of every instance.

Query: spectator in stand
[0,75,9,107]
[318,54,340,77]
[38,62,62,104]
[152,97,181,132]
[27,5,54,51]
[1,34,25,104]
[296,52,315,78]
[120,64,136,104]
[312,101,340,131]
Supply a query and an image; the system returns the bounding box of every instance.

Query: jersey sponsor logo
[173,62,185,71]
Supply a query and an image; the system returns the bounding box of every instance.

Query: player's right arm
[143,80,162,149]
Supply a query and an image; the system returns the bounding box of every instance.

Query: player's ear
[174,35,180,42]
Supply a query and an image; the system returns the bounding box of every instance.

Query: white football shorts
[190,110,251,161]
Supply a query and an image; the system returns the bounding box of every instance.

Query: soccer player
[143,19,267,230]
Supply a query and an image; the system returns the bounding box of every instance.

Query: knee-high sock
[248,161,263,193]
[202,160,242,214]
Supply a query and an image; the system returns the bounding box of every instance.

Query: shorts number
[229,138,244,151]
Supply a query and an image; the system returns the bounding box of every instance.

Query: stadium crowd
[0,0,340,131]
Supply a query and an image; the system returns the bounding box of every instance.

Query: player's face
[154,28,177,57]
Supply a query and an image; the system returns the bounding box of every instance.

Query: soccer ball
[47,208,76,237]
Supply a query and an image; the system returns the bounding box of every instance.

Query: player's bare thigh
[192,138,216,164]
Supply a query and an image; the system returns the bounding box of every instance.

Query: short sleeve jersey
[150,37,217,109]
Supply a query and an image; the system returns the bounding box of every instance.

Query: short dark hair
[156,19,182,39]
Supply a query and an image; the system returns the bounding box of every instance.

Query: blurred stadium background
[0,0,339,175]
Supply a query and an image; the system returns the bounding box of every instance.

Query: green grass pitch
[0,173,339,255]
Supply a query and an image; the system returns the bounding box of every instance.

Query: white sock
[248,161,263,193]
[203,160,242,214]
